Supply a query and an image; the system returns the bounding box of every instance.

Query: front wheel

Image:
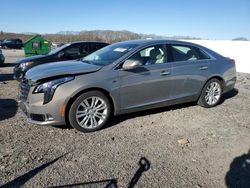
[198,78,222,108]
[68,91,111,132]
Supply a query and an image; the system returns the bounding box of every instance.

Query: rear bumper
[223,83,235,93]
[223,75,236,93]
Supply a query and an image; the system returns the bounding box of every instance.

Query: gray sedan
[19,40,236,132]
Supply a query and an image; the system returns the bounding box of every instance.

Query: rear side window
[90,43,106,53]
[195,48,210,60]
[170,45,210,62]
[15,39,22,43]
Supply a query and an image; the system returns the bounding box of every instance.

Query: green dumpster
[24,35,51,57]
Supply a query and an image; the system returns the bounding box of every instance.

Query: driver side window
[127,45,166,66]
[64,45,81,58]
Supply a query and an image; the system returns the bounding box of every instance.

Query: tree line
[0,30,203,44]
[0,30,247,43]
[0,30,143,44]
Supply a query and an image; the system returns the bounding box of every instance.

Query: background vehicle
[19,40,236,132]
[0,49,5,65]
[13,41,109,80]
[1,39,23,49]
[0,40,4,48]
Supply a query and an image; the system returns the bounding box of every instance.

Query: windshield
[82,43,138,66]
[48,43,70,55]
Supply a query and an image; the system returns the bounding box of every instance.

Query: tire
[198,78,223,108]
[68,91,111,132]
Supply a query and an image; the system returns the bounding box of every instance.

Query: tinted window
[6,39,22,43]
[90,43,108,53]
[195,48,210,59]
[82,45,89,56]
[170,45,210,62]
[64,45,81,56]
[127,45,166,66]
[15,39,22,43]
[171,45,198,62]
[48,43,71,55]
[91,44,102,52]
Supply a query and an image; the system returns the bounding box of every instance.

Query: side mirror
[58,51,64,58]
[122,60,141,70]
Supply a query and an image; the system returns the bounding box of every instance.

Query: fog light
[46,114,54,121]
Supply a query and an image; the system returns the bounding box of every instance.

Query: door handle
[200,66,208,70]
[160,71,170,76]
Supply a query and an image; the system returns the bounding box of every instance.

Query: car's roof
[5,38,22,41]
[114,39,201,46]
[69,41,109,45]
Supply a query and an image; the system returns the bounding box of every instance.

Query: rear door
[168,44,210,99]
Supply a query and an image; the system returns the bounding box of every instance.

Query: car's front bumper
[18,82,69,126]
[19,100,63,126]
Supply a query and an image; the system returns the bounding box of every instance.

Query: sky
[1,0,250,39]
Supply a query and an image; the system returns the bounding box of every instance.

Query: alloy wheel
[205,82,222,105]
[76,96,108,129]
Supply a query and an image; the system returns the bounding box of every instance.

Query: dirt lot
[0,49,250,188]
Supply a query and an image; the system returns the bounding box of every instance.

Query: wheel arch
[197,75,225,101]
[64,87,116,126]
[206,75,226,91]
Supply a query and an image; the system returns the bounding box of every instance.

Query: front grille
[19,81,30,101]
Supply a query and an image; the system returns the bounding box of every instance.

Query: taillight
[231,59,235,64]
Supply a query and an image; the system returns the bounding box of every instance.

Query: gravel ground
[0,49,250,188]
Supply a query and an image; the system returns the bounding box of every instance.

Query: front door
[62,44,82,60]
[118,44,172,111]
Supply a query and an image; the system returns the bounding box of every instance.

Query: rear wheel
[68,91,111,132]
[198,78,222,108]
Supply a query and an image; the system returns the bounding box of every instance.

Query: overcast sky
[1,0,250,39]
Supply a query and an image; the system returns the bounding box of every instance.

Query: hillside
[0,30,202,43]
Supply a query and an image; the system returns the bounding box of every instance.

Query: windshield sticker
[114,48,127,52]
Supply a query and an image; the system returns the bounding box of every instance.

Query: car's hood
[25,60,102,82]
[17,55,46,64]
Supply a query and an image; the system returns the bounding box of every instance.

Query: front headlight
[20,61,33,71]
[33,76,74,104]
